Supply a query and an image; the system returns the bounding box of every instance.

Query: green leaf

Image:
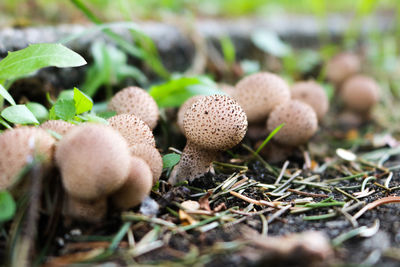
[26,102,49,122]
[1,104,39,124]
[0,84,16,106]
[251,30,291,57]
[0,43,87,80]
[74,87,93,114]
[220,36,236,65]
[77,113,109,124]
[162,153,181,169]
[0,191,16,223]
[54,99,76,121]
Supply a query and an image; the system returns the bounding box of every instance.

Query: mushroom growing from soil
[108,86,159,129]
[326,52,360,86]
[65,196,107,223]
[0,127,55,189]
[231,72,290,124]
[340,74,380,114]
[40,120,74,136]
[291,80,329,121]
[111,156,153,210]
[267,100,318,147]
[169,94,248,184]
[130,143,163,185]
[108,114,156,148]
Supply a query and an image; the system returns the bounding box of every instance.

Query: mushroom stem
[169,141,218,185]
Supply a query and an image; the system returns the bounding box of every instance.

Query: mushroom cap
[232,72,290,123]
[55,123,131,200]
[111,156,153,210]
[291,80,329,121]
[326,52,360,85]
[108,114,156,148]
[177,95,203,134]
[108,86,159,129]
[0,127,55,189]
[340,75,380,113]
[183,94,247,151]
[267,100,318,146]
[40,120,74,136]
[130,143,163,184]
[65,196,107,223]
[218,83,235,96]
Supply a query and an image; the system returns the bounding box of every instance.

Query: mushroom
[55,123,131,200]
[40,120,74,136]
[291,80,329,121]
[108,86,159,129]
[108,114,156,148]
[267,100,318,147]
[218,83,235,96]
[176,95,203,134]
[169,94,247,184]
[111,156,153,210]
[65,196,107,223]
[326,52,360,86]
[340,75,380,114]
[231,72,290,124]
[130,143,163,185]
[0,127,55,189]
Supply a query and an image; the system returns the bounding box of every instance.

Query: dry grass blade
[352,196,400,220]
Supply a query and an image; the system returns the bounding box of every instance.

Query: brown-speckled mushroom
[108,86,159,129]
[169,94,247,184]
[108,114,156,148]
[231,72,290,123]
[176,95,203,134]
[55,124,131,200]
[291,80,329,121]
[40,120,74,136]
[267,100,318,147]
[65,196,107,223]
[130,143,163,185]
[326,52,360,86]
[340,75,380,114]
[0,127,55,189]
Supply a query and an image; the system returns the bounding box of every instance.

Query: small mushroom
[291,80,329,121]
[326,52,360,86]
[169,95,247,184]
[231,72,290,123]
[267,100,318,147]
[130,143,163,185]
[108,114,156,148]
[176,95,203,134]
[340,75,380,114]
[0,127,55,189]
[55,124,131,200]
[65,196,107,223]
[108,86,159,129]
[111,156,153,210]
[40,120,74,136]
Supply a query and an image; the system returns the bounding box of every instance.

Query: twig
[287,189,328,198]
[352,196,400,220]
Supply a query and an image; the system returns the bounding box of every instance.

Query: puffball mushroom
[108,86,159,129]
[0,127,55,189]
[267,100,318,147]
[169,94,248,184]
[130,143,163,185]
[291,80,329,121]
[108,114,156,148]
[231,72,290,123]
[111,156,153,210]
[340,75,380,114]
[40,120,74,136]
[326,52,360,85]
[176,95,203,134]
[65,196,107,223]
[55,124,131,200]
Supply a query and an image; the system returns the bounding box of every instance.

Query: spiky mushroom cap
[40,120,74,136]
[0,127,55,189]
[130,143,163,185]
[108,86,159,129]
[267,100,318,147]
[232,72,290,123]
[291,80,329,121]
[108,114,156,148]
[326,52,360,85]
[55,124,131,200]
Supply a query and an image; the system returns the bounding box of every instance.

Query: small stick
[287,189,328,198]
[335,187,360,202]
[352,196,400,220]
[275,161,289,185]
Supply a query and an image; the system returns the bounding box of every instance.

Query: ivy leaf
[162,153,181,169]
[1,104,39,124]
[74,87,93,114]
[54,99,76,121]
[0,191,16,223]
[0,43,87,80]
[0,84,16,106]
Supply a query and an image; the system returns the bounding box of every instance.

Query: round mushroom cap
[218,83,235,96]
[183,94,248,151]
[340,75,380,113]
[0,127,55,189]
[55,124,131,200]
[130,143,163,184]
[111,156,153,210]
[267,100,318,146]
[65,196,107,223]
[232,72,290,123]
[291,80,329,121]
[108,86,159,129]
[177,95,204,134]
[40,120,74,136]
[108,114,156,148]
[326,52,360,85]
